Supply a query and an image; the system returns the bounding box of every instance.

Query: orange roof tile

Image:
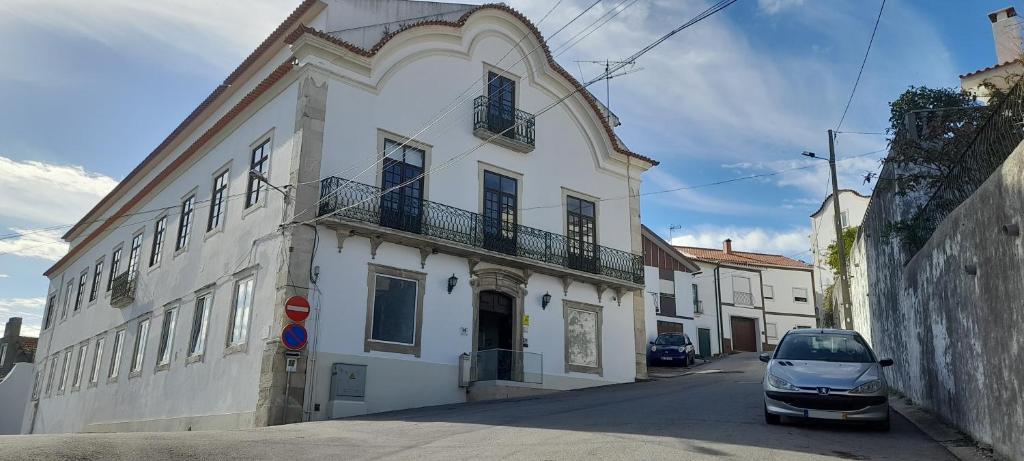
[675,246,811,270]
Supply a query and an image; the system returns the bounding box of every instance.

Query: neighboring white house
[808,189,870,320]
[640,226,701,354]
[678,240,816,355]
[27,0,657,434]
[960,7,1022,104]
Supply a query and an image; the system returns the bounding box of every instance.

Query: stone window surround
[242,129,275,218]
[561,187,601,247]
[364,263,427,357]
[375,128,433,197]
[154,301,179,372]
[225,266,259,356]
[563,299,603,376]
[469,267,527,356]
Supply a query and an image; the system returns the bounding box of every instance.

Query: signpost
[284,295,311,323]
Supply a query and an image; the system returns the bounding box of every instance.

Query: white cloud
[757,0,806,15]
[0,229,68,262]
[0,297,45,337]
[0,274,8,278]
[670,225,811,259]
[723,152,884,196]
[643,168,762,215]
[0,156,117,226]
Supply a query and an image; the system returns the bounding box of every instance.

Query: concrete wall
[0,363,33,434]
[850,140,1024,460]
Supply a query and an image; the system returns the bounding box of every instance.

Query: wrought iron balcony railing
[110,272,136,308]
[733,291,754,306]
[471,348,543,384]
[317,177,644,284]
[473,95,535,150]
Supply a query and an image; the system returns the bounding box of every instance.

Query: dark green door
[698,328,712,359]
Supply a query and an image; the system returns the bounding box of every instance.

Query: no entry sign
[284,295,310,323]
[281,323,308,351]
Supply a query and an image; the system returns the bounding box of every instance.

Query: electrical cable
[835,0,886,132]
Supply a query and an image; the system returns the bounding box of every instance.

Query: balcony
[473,95,535,153]
[317,178,643,286]
[110,272,136,308]
[733,291,754,306]
[471,349,542,384]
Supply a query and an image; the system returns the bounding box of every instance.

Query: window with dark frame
[566,195,597,272]
[130,318,150,373]
[150,217,166,267]
[175,195,195,251]
[74,270,88,311]
[793,287,809,303]
[370,274,418,345]
[88,337,105,384]
[208,170,229,231]
[482,171,517,254]
[379,139,424,234]
[107,247,122,291]
[245,140,270,208]
[189,294,211,357]
[89,260,103,302]
[658,293,677,317]
[61,282,73,319]
[127,233,143,279]
[692,283,701,313]
[43,295,56,329]
[486,72,516,139]
[156,308,177,366]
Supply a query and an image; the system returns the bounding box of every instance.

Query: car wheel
[765,404,781,425]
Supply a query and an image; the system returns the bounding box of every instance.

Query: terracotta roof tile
[959,59,1020,79]
[675,246,811,270]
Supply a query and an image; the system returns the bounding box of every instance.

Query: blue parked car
[647,333,696,367]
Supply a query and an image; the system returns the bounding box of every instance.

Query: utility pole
[827,129,853,329]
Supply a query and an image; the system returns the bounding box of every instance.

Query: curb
[889,396,995,461]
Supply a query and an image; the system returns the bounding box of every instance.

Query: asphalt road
[0,353,952,460]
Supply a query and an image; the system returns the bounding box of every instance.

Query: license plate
[662,357,675,360]
[805,409,846,420]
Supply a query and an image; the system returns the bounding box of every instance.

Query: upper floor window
[61,281,73,319]
[228,276,255,346]
[245,140,271,208]
[175,195,195,251]
[763,284,775,300]
[692,283,701,313]
[486,72,516,139]
[793,287,809,303]
[840,211,849,227]
[43,294,56,330]
[74,270,88,311]
[732,275,753,306]
[482,171,517,254]
[566,195,597,272]
[107,247,122,291]
[127,233,144,278]
[208,170,229,231]
[379,139,424,233]
[150,217,166,267]
[89,260,103,302]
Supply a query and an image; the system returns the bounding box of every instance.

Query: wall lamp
[447,274,458,294]
[541,292,552,309]
[1003,223,1020,236]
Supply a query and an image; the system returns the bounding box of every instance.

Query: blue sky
[0,0,1017,335]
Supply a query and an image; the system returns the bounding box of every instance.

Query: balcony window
[566,196,597,273]
[127,232,143,278]
[379,139,424,234]
[472,72,535,151]
[733,275,753,306]
[482,171,517,254]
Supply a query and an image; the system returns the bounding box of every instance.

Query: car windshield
[774,333,875,363]
[655,335,685,346]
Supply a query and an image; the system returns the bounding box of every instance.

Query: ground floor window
[563,300,603,375]
[364,264,425,356]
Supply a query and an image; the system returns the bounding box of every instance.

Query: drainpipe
[713,265,724,355]
[756,269,768,352]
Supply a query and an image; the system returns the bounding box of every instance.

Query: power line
[295,0,742,228]
[835,0,886,131]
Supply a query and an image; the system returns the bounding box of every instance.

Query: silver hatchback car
[760,329,894,430]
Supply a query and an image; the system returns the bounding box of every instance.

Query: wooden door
[730,317,757,352]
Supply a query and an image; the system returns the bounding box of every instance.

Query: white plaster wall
[691,261,720,357]
[809,191,870,308]
[0,363,33,434]
[31,79,302,434]
[759,267,816,345]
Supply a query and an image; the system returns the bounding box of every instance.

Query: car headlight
[767,373,800,391]
[849,379,883,394]
[650,346,657,352]
[677,346,686,352]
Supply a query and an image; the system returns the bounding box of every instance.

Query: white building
[808,189,870,318]
[678,240,816,355]
[960,7,1023,104]
[640,226,701,352]
[26,0,657,434]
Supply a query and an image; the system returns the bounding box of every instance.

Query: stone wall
[850,140,1024,460]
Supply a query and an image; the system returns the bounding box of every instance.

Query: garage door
[657,321,684,335]
[730,317,757,352]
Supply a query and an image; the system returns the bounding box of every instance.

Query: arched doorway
[471,268,526,381]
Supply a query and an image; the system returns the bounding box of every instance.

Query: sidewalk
[888,396,995,461]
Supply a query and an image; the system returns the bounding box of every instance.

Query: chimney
[723,239,733,254]
[989,7,1022,64]
[4,317,21,339]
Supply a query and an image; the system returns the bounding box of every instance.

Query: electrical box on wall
[330,363,367,401]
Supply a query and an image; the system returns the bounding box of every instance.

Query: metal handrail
[473,95,536,147]
[317,178,644,284]
[110,272,136,307]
